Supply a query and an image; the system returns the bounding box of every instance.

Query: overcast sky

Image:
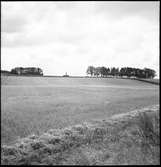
[1,1,160,77]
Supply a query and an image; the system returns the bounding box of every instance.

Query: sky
[1,1,160,77]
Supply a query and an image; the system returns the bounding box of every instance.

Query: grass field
[1,76,159,145]
[133,78,159,85]
[1,105,160,165]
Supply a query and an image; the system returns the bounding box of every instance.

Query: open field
[1,76,159,145]
[133,78,159,85]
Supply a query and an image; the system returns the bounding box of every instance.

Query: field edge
[1,104,160,165]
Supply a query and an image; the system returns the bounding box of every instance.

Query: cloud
[2,16,27,33]
[1,2,159,77]
[94,1,159,22]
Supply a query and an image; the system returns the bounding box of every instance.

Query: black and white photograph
[1,1,160,165]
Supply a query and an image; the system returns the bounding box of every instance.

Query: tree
[94,67,101,77]
[100,67,108,77]
[11,69,16,74]
[115,68,119,76]
[120,67,126,77]
[144,68,156,79]
[86,66,156,79]
[104,67,110,77]
[86,66,95,76]
[107,68,110,75]
[111,67,117,76]
[126,67,134,77]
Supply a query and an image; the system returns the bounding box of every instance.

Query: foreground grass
[1,105,160,165]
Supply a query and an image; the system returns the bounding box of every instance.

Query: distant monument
[63,72,69,77]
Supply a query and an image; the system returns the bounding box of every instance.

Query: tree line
[86,66,156,79]
[11,67,43,76]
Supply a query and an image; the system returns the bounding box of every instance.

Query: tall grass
[136,111,160,163]
[1,105,160,165]
[137,111,160,145]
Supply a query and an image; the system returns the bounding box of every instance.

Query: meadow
[1,76,159,145]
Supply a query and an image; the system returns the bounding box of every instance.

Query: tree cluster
[86,66,156,79]
[11,67,43,76]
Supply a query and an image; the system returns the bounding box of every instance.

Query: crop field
[1,76,159,145]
